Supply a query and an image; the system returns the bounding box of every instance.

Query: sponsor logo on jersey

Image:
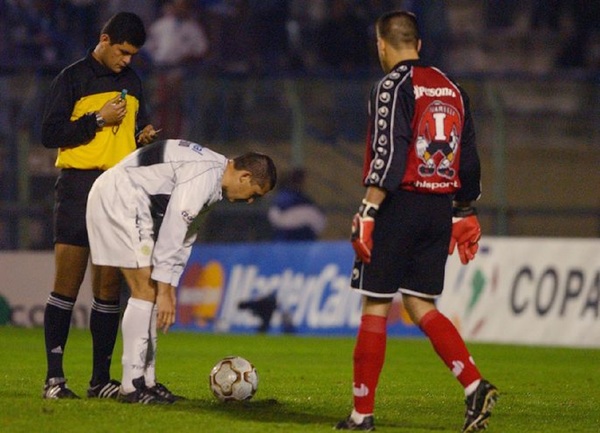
[414,85,457,99]
[414,179,459,190]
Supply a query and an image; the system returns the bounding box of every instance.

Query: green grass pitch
[1,326,599,432]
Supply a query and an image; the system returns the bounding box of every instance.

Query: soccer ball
[209,356,258,402]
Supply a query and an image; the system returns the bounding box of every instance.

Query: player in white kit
[87,139,276,403]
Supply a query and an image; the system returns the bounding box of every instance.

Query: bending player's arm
[351,186,387,264]
[155,281,176,334]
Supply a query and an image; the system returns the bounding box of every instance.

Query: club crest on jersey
[415,100,462,180]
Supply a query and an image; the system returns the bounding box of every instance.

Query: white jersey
[86,139,227,286]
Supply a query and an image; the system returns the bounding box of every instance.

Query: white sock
[465,379,481,396]
[144,305,158,388]
[351,409,372,424]
[121,298,154,393]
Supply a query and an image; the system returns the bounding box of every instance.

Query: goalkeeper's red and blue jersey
[362,60,481,202]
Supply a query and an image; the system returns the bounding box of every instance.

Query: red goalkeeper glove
[449,206,481,265]
[351,199,379,264]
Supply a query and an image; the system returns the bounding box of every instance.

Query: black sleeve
[364,73,414,192]
[385,82,414,190]
[41,70,97,149]
[455,89,482,202]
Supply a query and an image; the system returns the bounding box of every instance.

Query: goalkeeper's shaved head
[376,11,420,50]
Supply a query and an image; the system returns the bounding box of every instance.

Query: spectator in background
[312,0,371,144]
[268,168,326,241]
[554,0,600,69]
[63,0,103,57]
[144,0,209,138]
[102,0,159,28]
[3,0,71,66]
[199,0,254,143]
[247,0,291,74]
[316,0,371,74]
[403,0,449,69]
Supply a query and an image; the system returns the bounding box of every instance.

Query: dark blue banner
[175,241,422,337]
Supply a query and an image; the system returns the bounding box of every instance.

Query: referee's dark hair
[376,10,420,49]
[101,12,147,48]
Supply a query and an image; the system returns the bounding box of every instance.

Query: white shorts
[86,169,155,268]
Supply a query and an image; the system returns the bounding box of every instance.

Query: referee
[41,12,160,400]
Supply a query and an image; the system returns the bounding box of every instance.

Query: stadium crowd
[2,0,598,75]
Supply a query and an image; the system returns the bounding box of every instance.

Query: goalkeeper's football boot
[87,379,121,399]
[117,377,172,405]
[149,382,186,402]
[335,415,375,431]
[43,377,80,399]
[462,379,499,432]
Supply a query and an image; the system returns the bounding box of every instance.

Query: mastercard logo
[177,260,225,327]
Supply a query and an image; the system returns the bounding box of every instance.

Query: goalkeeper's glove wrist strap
[453,205,477,218]
[359,198,379,218]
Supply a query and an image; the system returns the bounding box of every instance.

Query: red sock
[353,314,387,414]
[419,310,481,388]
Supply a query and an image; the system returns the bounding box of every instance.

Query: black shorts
[351,189,452,299]
[53,169,103,247]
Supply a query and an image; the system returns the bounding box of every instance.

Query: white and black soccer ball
[209,356,258,402]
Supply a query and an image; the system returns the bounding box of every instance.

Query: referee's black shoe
[87,379,121,399]
[462,379,499,432]
[334,415,375,431]
[43,377,80,399]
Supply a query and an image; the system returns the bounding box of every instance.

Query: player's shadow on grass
[158,397,441,430]
[164,397,335,425]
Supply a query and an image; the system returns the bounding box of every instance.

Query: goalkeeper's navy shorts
[350,189,453,299]
[53,168,103,247]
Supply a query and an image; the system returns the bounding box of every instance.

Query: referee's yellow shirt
[56,91,139,170]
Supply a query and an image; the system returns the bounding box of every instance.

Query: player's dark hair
[101,12,146,47]
[233,152,277,190]
[376,10,420,49]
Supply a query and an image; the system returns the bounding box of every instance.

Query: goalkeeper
[337,10,497,433]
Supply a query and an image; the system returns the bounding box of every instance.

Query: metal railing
[1,68,598,249]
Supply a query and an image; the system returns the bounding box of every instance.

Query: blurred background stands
[1,0,599,249]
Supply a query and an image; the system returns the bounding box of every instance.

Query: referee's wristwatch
[95,112,105,128]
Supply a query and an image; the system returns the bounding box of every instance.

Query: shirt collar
[85,49,125,78]
[391,58,423,71]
